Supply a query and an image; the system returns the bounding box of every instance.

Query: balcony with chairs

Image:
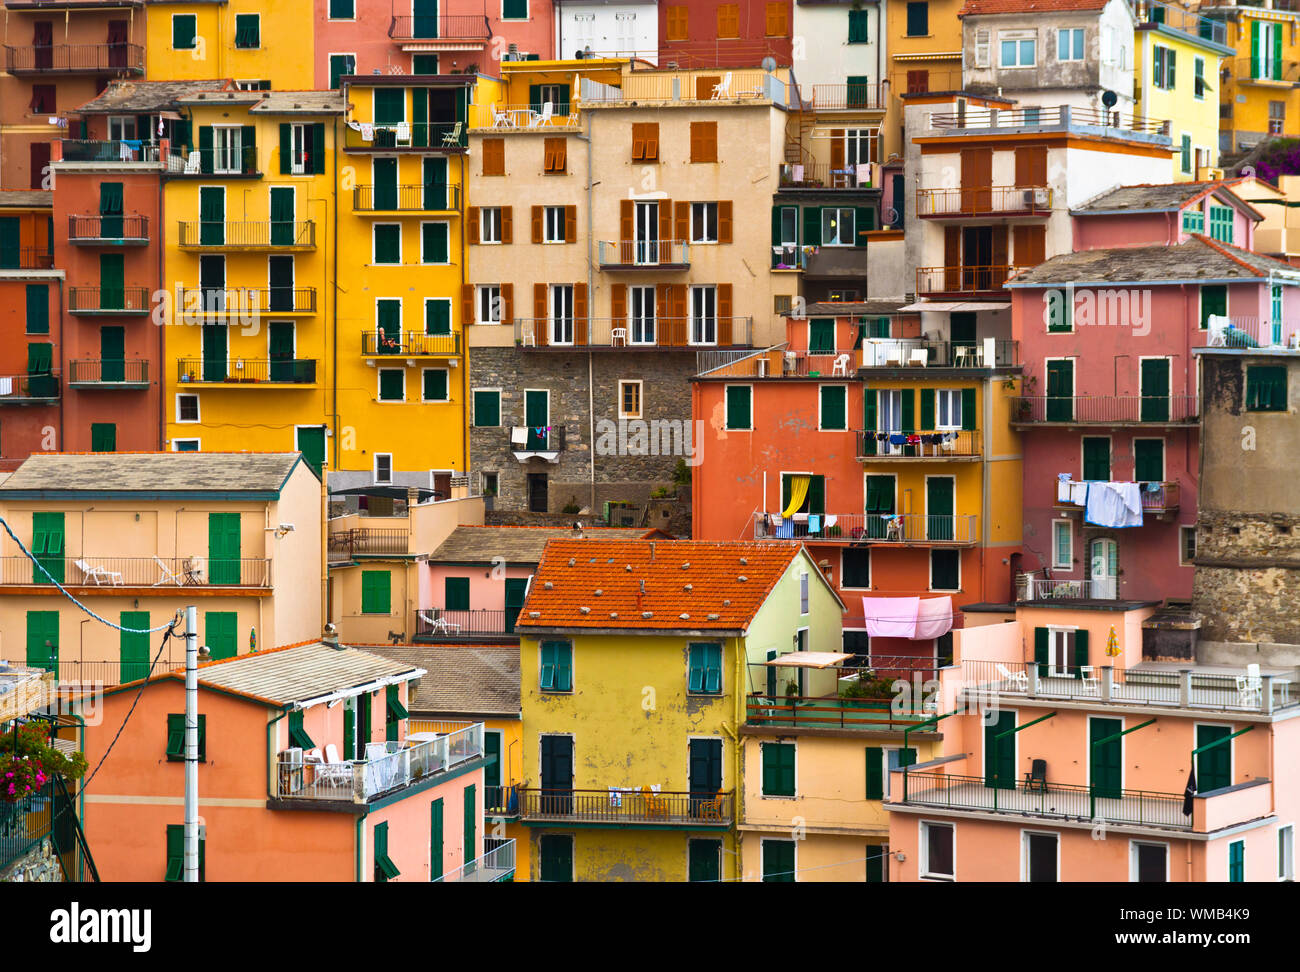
[415,607,521,639]
[860,338,1020,370]
[581,69,788,108]
[67,359,150,390]
[67,215,149,245]
[751,512,978,545]
[517,787,734,827]
[327,527,411,563]
[0,555,271,589]
[1011,395,1198,426]
[176,358,318,386]
[342,122,467,152]
[3,43,145,75]
[468,102,582,131]
[597,240,690,270]
[57,140,172,167]
[778,162,876,191]
[926,104,1171,145]
[176,220,316,249]
[353,184,461,213]
[793,82,887,112]
[361,331,462,358]
[916,186,1052,218]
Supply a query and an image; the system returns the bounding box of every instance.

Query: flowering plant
[0,722,86,802]
[2,757,47,803]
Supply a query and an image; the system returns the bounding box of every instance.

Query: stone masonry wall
[1193,512,1300,644]
[1,837,63,882]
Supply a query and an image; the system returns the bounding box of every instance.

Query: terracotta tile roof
[960,0,1110,14]
[427,525,672,565]
[516,540,804,633]
[1006,236,1294,286]
[362,644,520,717]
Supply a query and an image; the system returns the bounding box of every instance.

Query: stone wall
[469,348,697,515]
[1,837,63,882]
[1191,510,1300,644]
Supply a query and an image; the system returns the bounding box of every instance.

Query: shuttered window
[482,138,505,176]
[687,643,723,694]
[540,641,573,692]
[717,4,740,38]
[361,570,390,614]
[820,385,847,430]
[766,2,788,37]
[422,369,449,401]
[165,825,204,882]
[473,390,500,427]
[288,710,315,749]
[172,14,197,49]
[421,222,449,264]
[373,224,401,264]
[848,9,869,43]
[1246,365,1288,411]
[543,138,567,173]
[690,122,718,163]
[725,385,751,429]
[374,821,400,881]
[378,369,404,401]
[444,576,470,610]
[761,742,796,796]
[166,713,207,761]
[666,5,689,41]
[25,284,49,334]
[234,14,259,48]
[1209,204,1234,244]
[631,122,659,162]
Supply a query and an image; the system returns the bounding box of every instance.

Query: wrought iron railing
[327,528,410,560]
[361,331,461,356]
[415,608,516,637]
[176,358,318,384]
[779,162,873,190]
[752,512,978,543]
[744,694,927,731]
[1011,395,1198,424]
[597,240,690,268]
[857,428,981,458]
[517,787,734,825]
[916,265,1026,295]
[0,555,271,587]
[388,14,490,40]
[68,215,149,242]
[68,359,149,385]
[0,247,54,270]
[343,122,467,150]
[514,317,753,348]
[176,220,316,248]
[0,374,60,402]
[353,184,461,211]
[174,286,317,314]
[4,42,145,74]
[917,185,1052,217]
[68,286,152,313]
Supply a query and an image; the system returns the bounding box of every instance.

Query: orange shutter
[611,284,627,321]
[620,199,634,242]
[644,123,659,161]
[575,283,588,344]
[830,129,845,170]
[531,205,543,243]
[766,2,788,36]
[565,205,577,243]
[667,5,688,41]
[656,283,672,345]
[502,283,514,323]
[718,200,733,243]
[674,201,689,243]
[696,76,718,102]
[632,123,645,161]
[467,207,480,243]
[501,206,513,244]
[461,284,474,325]
[482,138,504,176]
[691,122,717,163]
[673,286,688,343]
[659,199,673,242]
[533,284,547,345]
[943,226,961,290]
[718,284,733,345]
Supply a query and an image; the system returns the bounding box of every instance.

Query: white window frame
[1129,840,1170,882]
[550,284,574,345]
[377,367,406,403]
[477,285,502,324]
[1021,829,1060,882]
[420,220,450,265]
[172,438,201,452]
[175,393,200,424]
[1057,27,1084,62]
[481,207,502,244]
[629,285,655,344]
[1179,525,1197,567]
[328,53,356,87]
[1052,518,1073,570]
[974,29,990,68]
[421,367,450,403]
[234,12,260,49]
[999,31,1037,68]
[690,285,717,345]
[328,0,356,21]
[543,205,566,244]
[423,296,453,336]
[618,379,642,419]
[936,388,962,430]
[1046,626,1076,677]
[800,572,809,614]
[212,125,243,175]
[373,453,393,484]
[372,222,402,265]
[822,207,856,247]
[919,820,955,881]
[108,115,138,141]
[285,123,309,174]
[691,202,718,244]
[1279,823,1295,881]
[472,387,502,427]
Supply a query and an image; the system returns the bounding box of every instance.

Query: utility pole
[184,605,199,883]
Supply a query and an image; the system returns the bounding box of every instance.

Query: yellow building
[1203,1,1300,153]
[883,0,965,161]
[1132,0,1232,180]
[162,86,341,469]
[334,74,471,488]
[145,1,312,92]
[515,538,846,883]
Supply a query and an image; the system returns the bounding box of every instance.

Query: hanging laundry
[1069,481,1089,505]
[889,433,907,446]
[808,514,821,533]
[906,434,921,445]
[1084,482,1143,528]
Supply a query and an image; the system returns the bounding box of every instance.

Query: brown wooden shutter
[1014,225,1045,267]
[992,225,1008,284]
[943,226,961,290]
[659,199,674,242]
[960,148,992,213]
[501,206,513,244]
[674,201,689,243]
[467,207,480,244]
[689,123,701,161]
[531,205,543,243]
[672,285,687,344]
[611,283,627,322]
[631,123,645,161]
[620,199,634,242]
[719,200,733,244]
[656,283,672,345]
[830,129,845,170]
[696,76,717,102]
[575,282,588,345]
[644,122,659,161]
[461,284,474,325]
[502,283,514,323]
[718,284,733,345]
[483,138,504,176]
[533,284,547,345]
[1015,146,1047,186]
[564,205,577,243]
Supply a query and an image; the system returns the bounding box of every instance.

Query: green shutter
[25,610,60,678]
[204,611,237,660]
[1200,285,1226,329]
[310,123,326,174]
[120,611,150,683]
[473,390,500,427]
[422,222,449,263]
[463,784,476,866]
[25,284,49,334]
[809,318,835,353]
[1082,437,1110,480]
[375,821,400,881]
[808,475,825,515]
[900,388,915,433]
[379,369,404,400]
[1229,840,1245,881]
[866,845,886,882]
[961,388,977,431]
[444,576,470,611]
[1072,628,1090,678]
[1134,439,1165,482]
[173,14,195,49]
[343,701,355,760]
[1274,22,1283,80]
[426,300,451,335]
[423,369,448,401]
[279,123,291,174]
[821,385,846,429]
[375,224,401,263]
[359,692,372,750]
[430,798,444,879]
[166,713,206,761]
[848,9,869,43]
[763,840,795,882]
[865,748,883,800]
[771,205,782,245]
[726,385,751,429]
[1246,365,1287,411]
[386,684,406,742]
[762,742,795,796]
[1034,626,1049,677]
[199,125,213,174]
[165,824,204,882]
[855,206,874,241]
[207,512,241,584]
[289,710,315,750]
[919,388,935,430]
[803,206,821,246]
[31,512,64,584]
[91,423,116,452]
[361,570,391,614]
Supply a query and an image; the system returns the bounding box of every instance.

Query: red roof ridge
[1191,234,1268,275]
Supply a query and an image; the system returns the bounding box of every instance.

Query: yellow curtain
[782,475,810,518]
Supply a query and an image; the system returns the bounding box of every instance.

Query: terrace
[67,215,149,245]
[468,103,582,131]
[176,220,316,249]
[752,512,978,545]
[2,659,184,688]
[860,339,1019,370]
[0,374,59,405]
[361,331,462,358]
[580,70,788,108]
[388,14,490,44]
[916,264,1028,298]
[0,247,54,270]
[516,787,734,826]
[916,186,1052,218]
[415,608,519,639]
[513,317,752,349]
[926,105,1171,145]
[3,43,145,75]
[0,555,272,589]
[67,359,150,389]
[432,837,515,883]
[327,527,410,563]
[793,82,887,112]
[353,184,461,212]
[342,123,467,152]
[778,162,875,192]
[1011,395,1198,426]
[177,358,318,385]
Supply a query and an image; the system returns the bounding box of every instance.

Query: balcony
[174,287,317,315]
[0,555,272,588]
[176,358,318,385]
[794,82,887,112]
[1131,0,1226,47]
[778,162,874,191]
[770,245,805,270]
[4,43,145,75]
[176,220,316,249]
[343,122,467,152]
[744,693,928,731]
[928,105,1171,142]
[0,248,54,270]
[2,658,183,689]
[1054,479,1180,514]
[169,149,261,178]
[68,286,152,315]
[597,240,690,270]
[1203,315,1300,350]
[857,428,981,460]
[510,425,566,459]
[1229,56,1300,86]
[916,265,1026,297]
[388,14,490,43]
[1011,395,1198,426]
[860,339,1020,369]
[917,186,1051,218]
[67,215,149,245]
[513,317,753,349]
[68,359,150,389]
[328,528,410,562]
[517,787,734,827]
[752,512,978,545]
[432,837,515,883]
[275,724,483,805]
[353,184,461,212]
[415,608,520,639]
[959,659,1298,715]
[0,374,59,405]
[361,331,461,357]
[468,103,582,131]
[57,140,171,166]
[582,70,788,108]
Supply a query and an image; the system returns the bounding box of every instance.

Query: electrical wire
[0,515,178,633]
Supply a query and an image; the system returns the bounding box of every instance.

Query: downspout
[158,149,166,449]
[460,150,469,477]
[731,634,744,882]
[57,277,65,450]
[982,375,991,593]
[264,708,288,800]
[575,111,595,513]
[331,114,340,469]
[355,812,366,883]
[66,711,86,881]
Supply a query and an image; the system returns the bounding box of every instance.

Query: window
[1000,32,1036,68]
[842,548,870,589]
[473,389,501,427]
[543,206,566,243]
[378,368,405,402]
[503,0,528,20]
[935,389,963,429]
[361,570,391,614]
[766,2,788,37]
[1182,209,1205,234]
[281,122,323,175]
[1024,831,1059,882]
[690,202,718,244]
[1180,525,1196,566]
[423,369,449,402]
[1057,28,1084,61]
[444,576,470,611]
[725,385,751,429]
[930,549,960,591]
[211,127,245,175]
[164,825,204,882]
[1208,204,1233,244]
[482,138,505,176]
[906,2,928,36]
[1270,101,1286,135]
[421,222,449,264]
[477,285,502,323]
[631,122,659,162]
[328,54,355,91]
[1280,824,1295,881]
[175,393,200,423]
[1082,436,1110,481]
[165,713,207,761]
[1132,841,1167,881]
[1224,839,1246,882]
[800,572,810,614]
[203,611,237,659]
[619,380,642,419]
[921,822,954,880]
[1134,438,1164,483]
[809,318,835,354]
[1181,134,1192,175]
[374,454,393,484]
[173,439,200,452]
[687,643,722,694]
[717,3,739,38]
[819,385,847,430]
[373,224,401,264]
[91,423,116,453]
[543,138,567,174]
[1247,366,1287,411]
[550,284,575,344]
[666,5,689,41]
[480,207,502,244]
[690,122,718,163]
[761,742,795,796]
[1154,45,1176,89]
[848,9,869,43]
[25,285,49,335]
[539,834,573,882]
[329,0,354,18]
[689,838,722,882]
[172,13,197,50]
[425,298,451,336]
[540,641,573,692]
[234,14,259,48]
[374,821,400,882]
[107,115,137,141]
[1194,56,1206,99]
[1253,20,1283,80]
[822,208,855,246]
[762,839,795,882]
[30,85,55,114]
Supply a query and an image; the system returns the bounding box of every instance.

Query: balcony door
[373,157,398,211]
[539,735,573,815]
[108,20,129,69]
[525,389,549,451]
[1045,359,1074,422]
[100,326,125,382]
[422,157,448,210]
[202,322,228,381]
[1090,538,1118,600]
[983,708,1015,790]
[33,21,53,69]
[199,186,225,245]
[926,476,954,541]
[1090,717,1122,800]
[1025,833,1058,882]
[634,201,659,264]
[630,286,655,344]
[688,738,723,817]
[268,255,294,312]
[413,0,439,38]
[959,148,992,214]
[690,285,717,345]
[961,225,1005,290]
[199,254,225,310]
[550,285,574,345]
[1140,358,1170,422]
[270,187,295,245]
[269,321,295,381]
[504,577,528,634]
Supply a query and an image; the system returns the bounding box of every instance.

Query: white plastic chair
[711,72,732,99]
[519,321,536,346]
[831,353,850,376]
[151,555,182,586]
[908,348,928,367]
[610,327,628,347]
[76,558,123,585]
[440,121,463,146]
[183,150,201,174]
[996,663,1029,691]
[318,743,353,788]
[885,346,904,366]
[491,103,511,128]
[529,103,552,128]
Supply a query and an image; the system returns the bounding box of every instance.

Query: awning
[330,486,440,501]
[764,652,852,669]
[863,596,953,640]
[896,301,1011,312]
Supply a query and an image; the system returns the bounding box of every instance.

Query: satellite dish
[762,56,777,72]
[1101,89,1118,108]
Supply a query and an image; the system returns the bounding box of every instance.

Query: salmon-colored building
[658,0,792,69]
[886,601,1300,881]
[80,640,511,882]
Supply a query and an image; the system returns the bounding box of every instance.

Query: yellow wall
[883,0,964,160]
[146,2,312,90]
[1217,11,1300,149]
[1135,29,1224,180]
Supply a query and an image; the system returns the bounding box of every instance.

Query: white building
[555,0,658,62]
[790,0,886,91]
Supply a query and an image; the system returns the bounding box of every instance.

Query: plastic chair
[711,72,732,99]
[1024,759,1047,793]
[831,353,850,376]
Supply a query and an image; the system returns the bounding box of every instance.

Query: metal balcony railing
[415,608,518,637]
[857,428,981,458]
[176,221,316,248]
[68,286,152,314]
[929,104,1170,137]
[916,265,1026,296]
[469,103,582,130]
[328,528,410,560]
[859,339,1020,368]
[778,162,873,190]
[4,43,145,74]
[58,140,170,165]
[353,184,461,212]
[744,694,927,731]
[0,247,54,270]
[174,287,317,314]
[361,331,462,356]
[343,122,467,150]
[433,837,516,882]
[752,512,978,543]
[1,658,184,688]
[514,317,753,348]
[68,215,149,242]
[0,555,271,587]
[388,14,490,41]
[509,426,566,453]
[1012,395,1198,424]
[517,787,734,825]
[597,240,690,268]
[797,82,887,111]
[176,358,317,384]
[1055,480,1180,513]
[68,359,149,386]
[581,70,787,106]
[0,374,59,403]
[917,186,1052,217]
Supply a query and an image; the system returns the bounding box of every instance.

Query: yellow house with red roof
[513,538,847,882]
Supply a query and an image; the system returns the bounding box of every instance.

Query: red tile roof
[960,0,1110,14]
[516,540,806,633]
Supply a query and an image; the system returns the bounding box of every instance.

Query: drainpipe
[331,114,340,470]
[459,151,469,478]
[264,708,288,800]
[56,276,65,450]
[157,158,165,449]
[575,112,595,513]
[731,634,744,882]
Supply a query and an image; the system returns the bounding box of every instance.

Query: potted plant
[784,679,801,701]
[1,722,87,803]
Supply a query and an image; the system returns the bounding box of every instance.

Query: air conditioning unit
[1027,188,1050,207]
[280,747,304,794]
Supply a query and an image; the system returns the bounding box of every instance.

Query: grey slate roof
[0,191,52,209]
[191,642,423,707]
[0,452,308,494]
[363,644,520,717]
[76,79,229,113]
[1072,181,1253,215]
[1006,237,1296,286]
[790,300,908,317]
[427,525,669,565]
[249,91,346,115]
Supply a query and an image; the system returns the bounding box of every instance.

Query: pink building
[1007,181,1300,605]
[313,0,556,88]
[886,602,1300,882]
